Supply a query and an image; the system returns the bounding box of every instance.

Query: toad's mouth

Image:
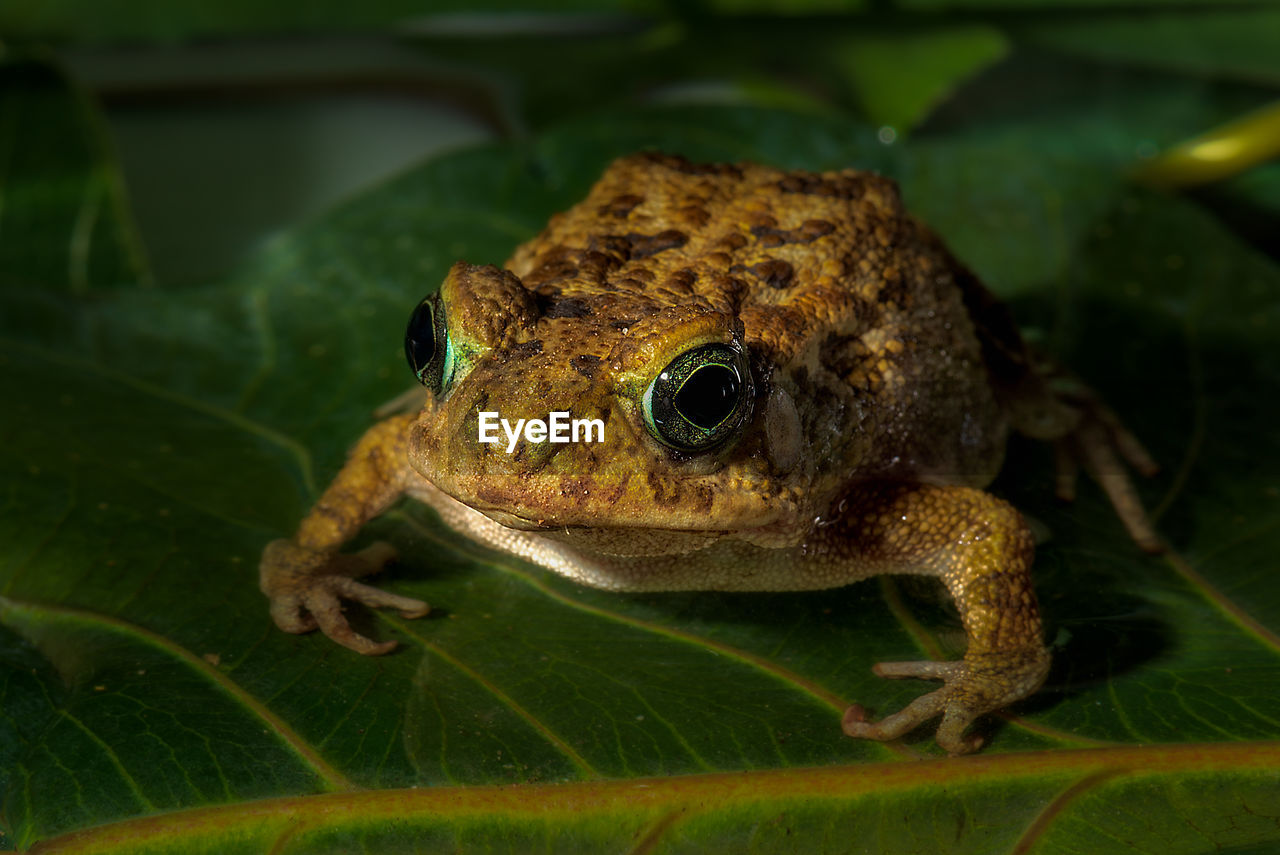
[476,504,733,536]
[456,478,774,535]
[421,480,804,555]
[479,507,559,531]
[452,497,753,555]
[478,506,726,557]
[414,456,804,548]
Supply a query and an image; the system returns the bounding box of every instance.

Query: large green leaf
[3,50,1280,853]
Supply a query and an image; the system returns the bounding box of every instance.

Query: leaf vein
[389,626,600,780]
[0,339,317,497]
[55,708,155,811]
[0,598,355,793]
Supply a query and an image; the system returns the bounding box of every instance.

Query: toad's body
[261,153,1157,753]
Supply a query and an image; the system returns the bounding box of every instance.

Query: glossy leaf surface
[1,46,1279,854]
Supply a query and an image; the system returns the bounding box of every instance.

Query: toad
[259,153,1158,754]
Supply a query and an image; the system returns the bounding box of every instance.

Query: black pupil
[404,299,436,378]
[674,364,739,429]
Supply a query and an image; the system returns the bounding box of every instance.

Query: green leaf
[4,51,1280,853]
[0,2,663,45]
[1190,161,1280,259]
[701,0,868,11]
[0,56,148,292]
[1017,8,1280,85]
[826,25,1009,133]
[901,0,1280,8]
[410,18,1007,137]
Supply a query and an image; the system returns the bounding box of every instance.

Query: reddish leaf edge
[27,741,1280,854]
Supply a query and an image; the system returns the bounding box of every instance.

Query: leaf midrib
[28,741,1280,855]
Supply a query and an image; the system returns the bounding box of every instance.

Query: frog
[259,152,1159,755]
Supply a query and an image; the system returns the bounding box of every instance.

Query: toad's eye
[404,294,455,394]
[643,343,754,451]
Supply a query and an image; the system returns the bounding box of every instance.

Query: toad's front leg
[260,413,430,654]
[809,482,1050,755]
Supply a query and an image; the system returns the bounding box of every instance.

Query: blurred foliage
[3,1,1279,140]
[0,59,147,292]
[1016,7,1280,84]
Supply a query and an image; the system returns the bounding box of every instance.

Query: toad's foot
[842,648,1050,755]
[260,539,429,655]
[1053,390,1162,554]
[1008,356,1162,553]
[1015,359,1161,553]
